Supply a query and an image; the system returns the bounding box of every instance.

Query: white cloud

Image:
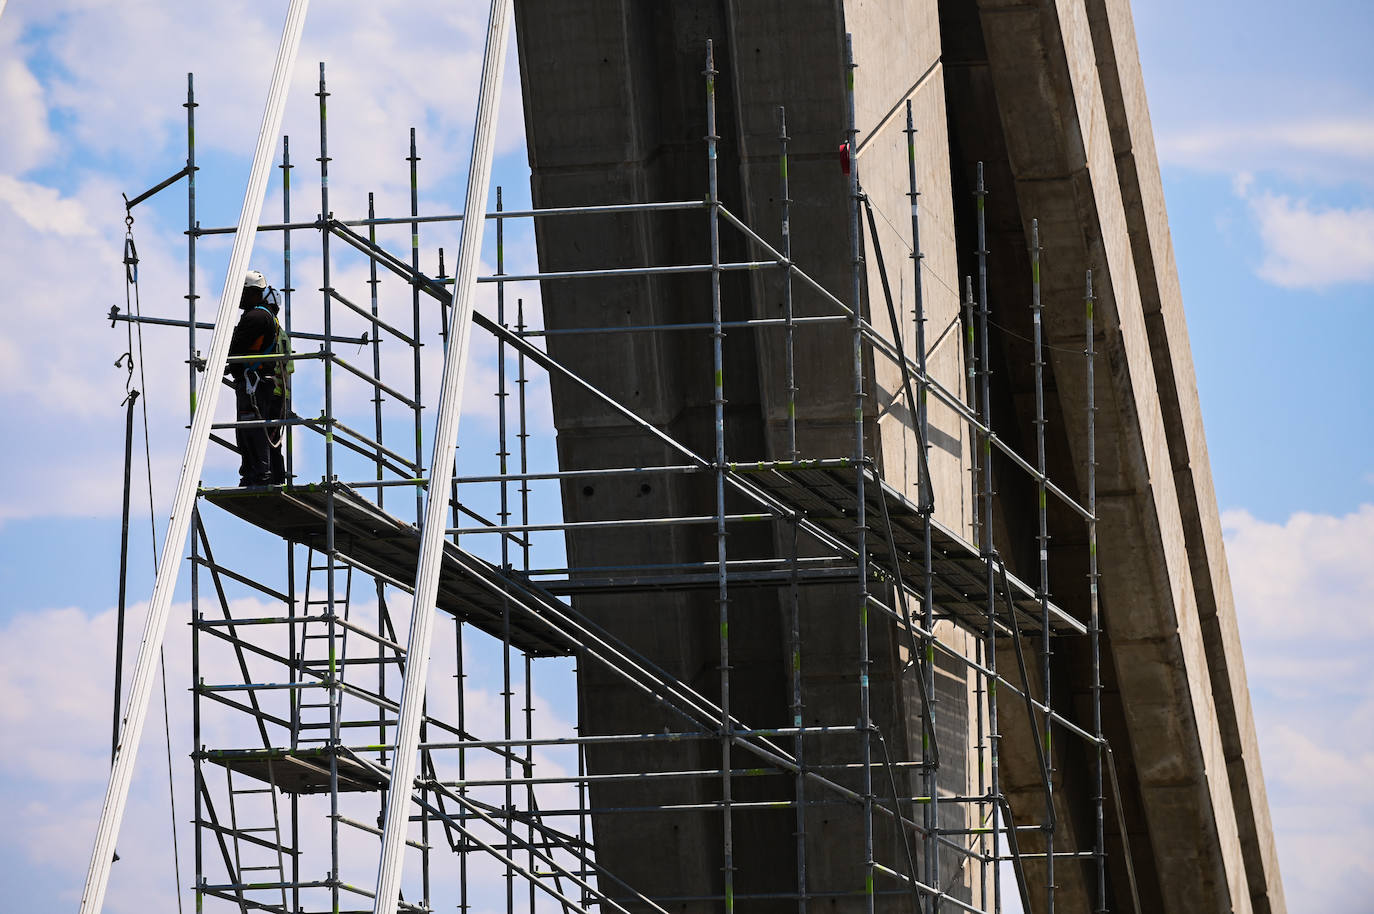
[0,174,97,236]
[1222,505,1374,909]
[0,55,55,173]
[1158,117,1374,184]
[1245,191,1374,289]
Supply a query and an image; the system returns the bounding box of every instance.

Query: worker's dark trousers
[235,375,286,485]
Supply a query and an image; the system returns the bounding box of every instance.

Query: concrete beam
[968,0,1260,909]
[1080,3,1286,909]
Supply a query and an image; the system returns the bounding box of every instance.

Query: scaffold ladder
[224,762,290,913]
[295,549,354,744]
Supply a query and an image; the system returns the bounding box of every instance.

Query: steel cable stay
[113,209,186,914]
[80,2,312,909]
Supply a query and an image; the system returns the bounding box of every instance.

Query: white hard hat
[244,270,268,290]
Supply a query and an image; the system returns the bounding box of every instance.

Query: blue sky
[0,1,1370,911]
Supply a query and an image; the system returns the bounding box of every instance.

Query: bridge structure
[81,2,1283,914]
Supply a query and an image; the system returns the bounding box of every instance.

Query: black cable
[124,213,186,914]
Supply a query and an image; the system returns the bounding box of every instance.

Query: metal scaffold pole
[703,38,738,914]
[1031,218,1055,913]
[1087,270,1107,914]
[843,34,877,914]
[78,4,311,910]
[974,161,1000,913]
[905,98,940,914]
[372,1,512,910]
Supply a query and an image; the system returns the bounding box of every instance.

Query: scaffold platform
[740,462,1087,637]
[202,747,388,795]
[202,484,577,657]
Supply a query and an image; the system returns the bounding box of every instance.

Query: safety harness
[241,298,292,446]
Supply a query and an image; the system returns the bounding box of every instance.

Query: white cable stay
[77,2,312,911]
[371,0,512,910]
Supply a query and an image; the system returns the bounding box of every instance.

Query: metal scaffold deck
[203,484,576,657]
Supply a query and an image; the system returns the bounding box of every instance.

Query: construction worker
[228,270,290,486]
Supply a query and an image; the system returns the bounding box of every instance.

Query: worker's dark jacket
[229,304,287,484]
[228,306,281,379]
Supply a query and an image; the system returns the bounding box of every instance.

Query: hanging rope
[118,212,186,914]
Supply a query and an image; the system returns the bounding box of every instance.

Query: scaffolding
[98,34,1144,914]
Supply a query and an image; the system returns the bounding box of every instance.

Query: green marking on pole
[865,872,874,896]
[1044,730,1052,753]
[847,71,855,92]
[983,438,991,456]
[780,155,788,179]
[412,233,419,249]
[746,767,767,777]
[792,650,801,672]
[720,621,729,641]
[1032,261,1040,284]
[977,196,985,211]
[190,389,197,415]
[1039,489,1047,509]
[714,369,723,389]
[1086,299,1094,320]
[1089,541,1097,557]
[787,401,796,419]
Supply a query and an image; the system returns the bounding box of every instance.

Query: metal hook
[123,233,138,285]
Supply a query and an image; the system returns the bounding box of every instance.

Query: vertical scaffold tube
[905,99,940,914]
[1032,218,1055,913]
[408,128,424,524]
[79,4,311,911]
[778,103,808,914]
[704,40,736,914]
[281,136,294,484]
[372,2,511,910]
[1087,270,1106,913]
[844,34,877,914]
[279,130,302,913]
[315,61,344,914]
[975,161,1001,913]
[497,183,517,914]
[183,70,205,914]
[780,106,798,463]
